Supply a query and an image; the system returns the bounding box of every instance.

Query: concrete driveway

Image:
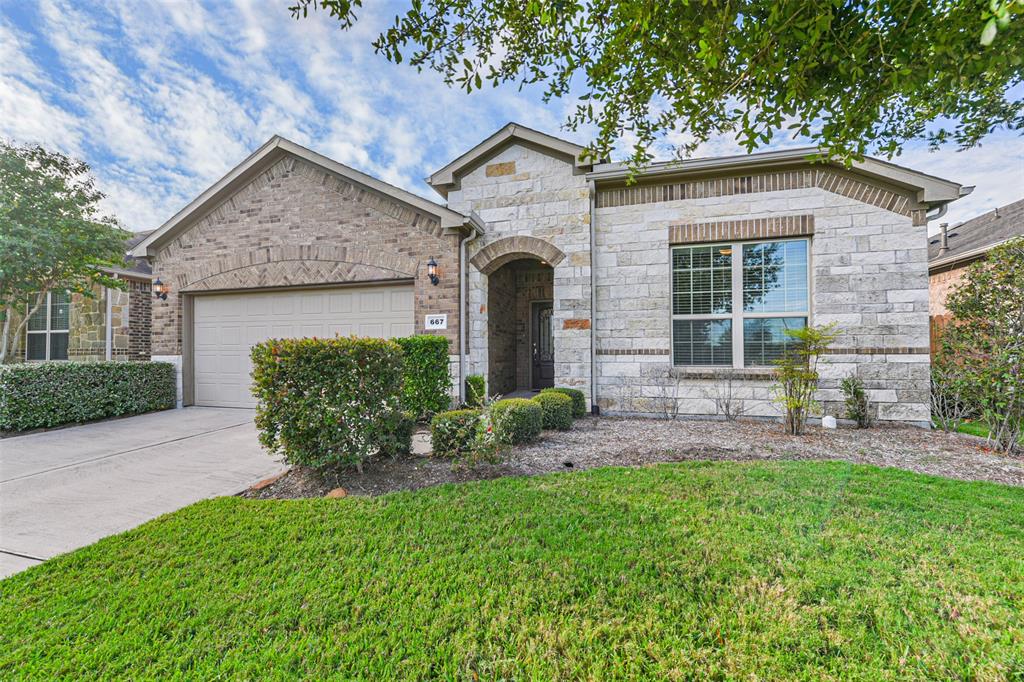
[0,408,284,579]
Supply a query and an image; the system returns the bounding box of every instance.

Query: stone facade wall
[68,285,110,361]
[487,263,517,394]
[929,266,966,317]
[150,154,462,364]
[594,184,932,424]
[446,143,592,405]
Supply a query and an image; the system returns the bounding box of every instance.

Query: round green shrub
[251,336,406,470]
[540,387,586,418]
[533,392,573,431]
[465,374,487,408]
[430,409,481,458]
[491,398,542,445]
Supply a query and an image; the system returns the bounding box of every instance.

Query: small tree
[772,323,839,435]
[939,238,1024,453]
[930,362,971,434]
[840,375,873,428]
[0,141,129,363]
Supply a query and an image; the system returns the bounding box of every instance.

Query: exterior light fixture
[153,278,169,300]
[426,258,439,286]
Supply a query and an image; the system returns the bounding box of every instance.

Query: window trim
[25,291,71,362]
[670,236,812,368]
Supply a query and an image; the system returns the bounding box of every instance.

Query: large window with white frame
[25,291,70,361]
[671,238,809,367]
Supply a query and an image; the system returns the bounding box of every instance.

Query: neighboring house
[11,232,154,363]
[130,123,968,425]
[928,197,1024,316]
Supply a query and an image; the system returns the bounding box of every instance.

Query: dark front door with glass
[531,301,555,389]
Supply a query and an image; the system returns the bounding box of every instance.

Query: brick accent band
[596,168,916,218]
[823,347,930,355]
[669,214,813,245]
[597,348,670,356]
[563,318,591,330]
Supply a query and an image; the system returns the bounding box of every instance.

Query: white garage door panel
[193,285,414,408]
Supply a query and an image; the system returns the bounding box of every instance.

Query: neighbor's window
[672,238,809,367]
[26,291,70,361]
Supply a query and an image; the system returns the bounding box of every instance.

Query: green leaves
[296,0,1024,169]
[0,141,129,362]
[938,237,1024,453]
[250,336,410,469]
[394,334,452,420]
[0,362,176,432]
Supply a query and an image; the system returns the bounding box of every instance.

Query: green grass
[948,419,1024,445]
[2,462,1023,679]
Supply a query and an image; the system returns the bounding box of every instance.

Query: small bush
[540,387,586,418]
[491,398,543,445]
[431,409,481,459]
[465,374,487,408]
[394,335,451,420]
[251,336,408,471]
[840,375,873,428]
[533,392,573,431]
[0,361,176,432]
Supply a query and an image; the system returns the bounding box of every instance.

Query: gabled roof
[131,136,470,258]
[929,197,1024,272]
[588,147,967,209]
[427,122,591,198]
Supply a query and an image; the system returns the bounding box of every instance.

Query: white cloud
[1,0,1020,233]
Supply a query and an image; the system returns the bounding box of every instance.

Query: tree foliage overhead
[292,0,1023,167]
[0,141,129,363]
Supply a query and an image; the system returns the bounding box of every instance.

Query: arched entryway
[486,258,554,395]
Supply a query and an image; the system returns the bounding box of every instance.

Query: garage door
[193,284,414,408]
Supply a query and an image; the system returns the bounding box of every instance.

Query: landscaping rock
[325,488,348,499]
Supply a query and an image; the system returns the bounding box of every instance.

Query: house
[928,197,1024,316]
[130,123,968,425]
[13,232,154,363]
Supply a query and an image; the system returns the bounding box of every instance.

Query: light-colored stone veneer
[447,143,593,404]
[594,185,931,424]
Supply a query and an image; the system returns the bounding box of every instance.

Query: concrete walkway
[0,408,284,579]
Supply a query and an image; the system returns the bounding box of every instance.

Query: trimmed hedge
[533,391,573,431]
[394,335,451,420]
[540,387,587,418]
[0,361,176,432]
[251,336,410,470]
[430,409,481,459]
[491,398,543,445]
[465,374,487,408]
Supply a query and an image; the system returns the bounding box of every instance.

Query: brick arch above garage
[178,245,419,292]
[470,236,566,275]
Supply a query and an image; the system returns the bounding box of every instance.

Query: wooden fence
[930,315,952,358]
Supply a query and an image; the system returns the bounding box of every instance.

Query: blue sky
[2,0,1021,232]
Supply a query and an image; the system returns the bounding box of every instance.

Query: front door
[531,301,555,389]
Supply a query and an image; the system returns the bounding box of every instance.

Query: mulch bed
[242,416,1024,499]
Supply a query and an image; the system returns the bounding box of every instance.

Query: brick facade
[149,155,462,360]
[929,266,966,316]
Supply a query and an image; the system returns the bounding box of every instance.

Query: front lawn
[2,461,1023,678]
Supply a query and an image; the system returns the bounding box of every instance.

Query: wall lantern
[153,278,169,300]
[426,258,439,286]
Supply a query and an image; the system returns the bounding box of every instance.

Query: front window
[672,238,809,367]
[26,291,70,361]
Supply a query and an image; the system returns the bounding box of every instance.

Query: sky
[2,0,1022,233]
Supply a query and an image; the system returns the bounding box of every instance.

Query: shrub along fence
[0,361,176,433]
